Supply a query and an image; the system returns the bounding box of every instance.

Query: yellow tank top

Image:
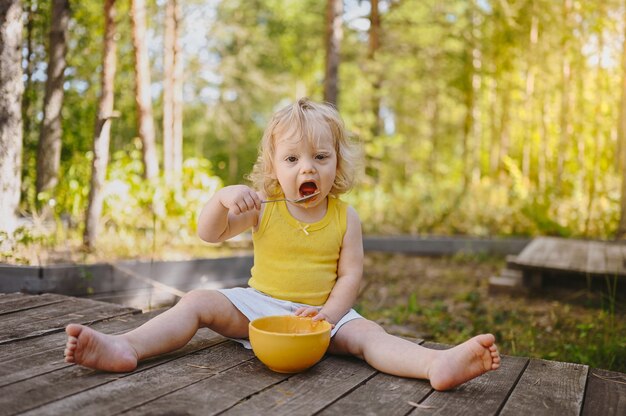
[248,197,348,306]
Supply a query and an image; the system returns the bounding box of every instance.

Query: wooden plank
[18,341,252,415]
[511,237,561,271]
[615,243,626,276]
[129,340,426,416]
[221,356,378,415]
[581,368,626,416]
[534,237,562,267]
[0,293,66,315]
[0,309,154,362]
[318,339,430,416]
[0,297,138,344]
[620,245,626,275]
[499,359,588,416]
[568,239,590,273]
[514,238,549,265]
[0,330,226,416]
[586,241,607,275]
[543,239,575,270]
[109,355,290,416]
[604,243,623,276]
[0,292,29,303]
[0,310,163,388]
[318,373,431,416]
[405,355,529,416]
[86,287,179,311]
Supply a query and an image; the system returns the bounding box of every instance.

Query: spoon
[262,191,321,204]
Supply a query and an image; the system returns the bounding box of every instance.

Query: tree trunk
[172,0,183,177]
[462,1,479,186]
[163,0,174,182]
[0,0,24,234]
[22,0,35,139]
[522,14,538,182]
[369,0,381,137]
[584,2,605,236]
[324,0,342,107]
[131,0,158,180]
[488,77,499,175]
[427,79,440,178]
[617,1,626,238]
[498,82,511,174]
[83,0,117,250]
[470,24,482,184]
[557,56,571,188]
[557,0,572,192]
[163,0,183,185]
[36,0,69,195]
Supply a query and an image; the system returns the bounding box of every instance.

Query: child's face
[272,126,337,206]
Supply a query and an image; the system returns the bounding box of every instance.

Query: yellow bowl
[248,315,332,373]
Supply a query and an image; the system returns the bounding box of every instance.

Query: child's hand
[218,185,261,215]
[294,307,335,328]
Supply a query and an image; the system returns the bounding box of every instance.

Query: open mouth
[299,182,318,198]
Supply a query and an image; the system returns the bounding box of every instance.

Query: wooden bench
[1,293,624,415]
[490,236,626,292]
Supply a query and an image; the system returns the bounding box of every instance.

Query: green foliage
[101,140,222,247]
[16,0,626,253]
[0,227,47,264]
[12,138,223,263]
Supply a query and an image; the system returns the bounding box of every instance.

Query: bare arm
[296,206,364,324]
[197,185,262,243]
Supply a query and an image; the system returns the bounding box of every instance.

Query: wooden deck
[1,293,625,415]
[508,237,626,277]
[489,237,626,293]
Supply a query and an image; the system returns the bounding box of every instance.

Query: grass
[357,253,626,373]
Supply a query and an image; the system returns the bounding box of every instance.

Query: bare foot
[428,333,501,391]
[64,324,139,372]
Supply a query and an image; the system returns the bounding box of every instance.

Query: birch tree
[163,0,183,184]
[22,0,35,140]
[131,0,158,180]
[369,0,381,137]
[0,0,23,233]
[557,0,573,190]
[83,0,117,249]
[462,0,481,185]
[616,1,626,238]
[36,0,70,195]
[324,0,342,106]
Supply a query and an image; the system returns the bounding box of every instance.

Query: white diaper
[216,286,363,349]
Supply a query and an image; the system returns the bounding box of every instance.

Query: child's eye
[315,154,328,160]
[286,156,298,163]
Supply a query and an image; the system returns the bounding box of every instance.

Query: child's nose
[300,156,317,173]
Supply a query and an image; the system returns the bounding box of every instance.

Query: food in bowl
[248,315,332,373]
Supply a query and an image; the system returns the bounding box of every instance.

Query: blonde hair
[248,98,360,198]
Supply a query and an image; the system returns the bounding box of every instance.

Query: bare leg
[330,319,501,391]
[64,290,248,372]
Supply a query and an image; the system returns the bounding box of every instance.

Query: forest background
[1,0,625,373]
[2,0,626,259]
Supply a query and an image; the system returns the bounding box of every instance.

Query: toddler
[65,98,500,391]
